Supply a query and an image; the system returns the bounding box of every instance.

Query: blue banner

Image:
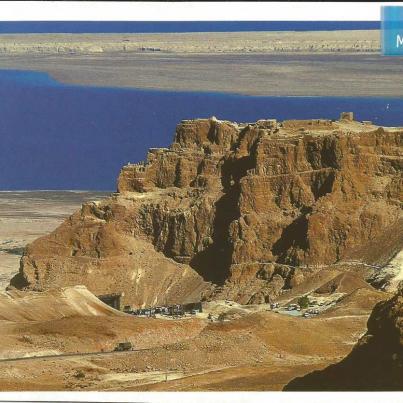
[382,6,403,55]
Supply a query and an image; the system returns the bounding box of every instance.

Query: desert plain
[0,192,108,289]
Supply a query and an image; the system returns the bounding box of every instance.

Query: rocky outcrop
[10,115,403,307]
[284,282,403,391]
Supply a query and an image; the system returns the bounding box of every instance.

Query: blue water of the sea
[0,21,379,34]
[0,69,401,190]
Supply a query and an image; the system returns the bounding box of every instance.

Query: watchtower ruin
[340,112,354,121]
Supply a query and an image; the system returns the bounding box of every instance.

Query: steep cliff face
[11,115,403,307]
[284,282,403,391]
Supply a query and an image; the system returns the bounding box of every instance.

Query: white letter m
[397,34,403,48]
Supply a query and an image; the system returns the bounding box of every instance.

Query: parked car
[114,341,133,352]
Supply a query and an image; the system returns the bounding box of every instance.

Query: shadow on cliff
[190,184,240,285]
[9,255,30,290]
[190,155,254,285]
[283,338,403,391]
[284,290,403,391]
[9,273,28,289]
[272,211,310,265]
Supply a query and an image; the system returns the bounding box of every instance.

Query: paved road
[0,348,153,364]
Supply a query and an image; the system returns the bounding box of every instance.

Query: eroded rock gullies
[10,115,403,307]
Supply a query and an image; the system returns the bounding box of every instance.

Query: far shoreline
[1,65,402,99]
[0,30,400,97]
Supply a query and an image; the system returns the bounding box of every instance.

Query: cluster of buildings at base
[270,298,326,318]
[124,301,203,317]
[97,293,203,317]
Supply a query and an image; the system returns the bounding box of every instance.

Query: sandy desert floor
[0,285,388,391]
[0,191,108,289]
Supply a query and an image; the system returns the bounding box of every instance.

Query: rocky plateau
[9,113,402,311]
